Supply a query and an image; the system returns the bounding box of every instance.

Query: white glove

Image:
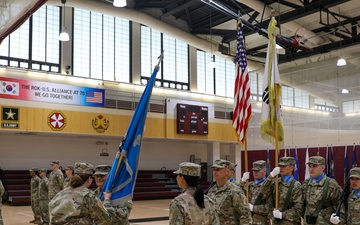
[248,203,253,212]
[273,209,282,219]
[270,167,280,177]
[242,172,250,182]
[330,213,340,224]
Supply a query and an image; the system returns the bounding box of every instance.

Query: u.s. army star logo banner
[2,107,19,128]
[92,115,109,133]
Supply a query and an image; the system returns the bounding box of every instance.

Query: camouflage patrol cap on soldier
[350,167,360,179]
[94,165,111,175]
[211,159,231,169]
[64,165,74,170]
[174,162,201,177]
[229,162,237,171]
[29,167,38,172]
[252,160,266,171]
[278,157,295,166]
[50,160,60,165]
[307,156,325,165]
[39,168,47,172]
[74,162,94,175]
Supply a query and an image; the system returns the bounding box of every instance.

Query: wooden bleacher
[1,169,210,206]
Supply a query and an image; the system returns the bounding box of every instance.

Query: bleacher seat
[2,169,210,206]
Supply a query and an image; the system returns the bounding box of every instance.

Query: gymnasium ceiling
[100,0,360,106]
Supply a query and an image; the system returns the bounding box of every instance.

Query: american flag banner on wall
[232,20,252,144]
[86,91,103,104]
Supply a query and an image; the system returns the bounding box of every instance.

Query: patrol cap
[50,160,60,165]
[174,162,201,177]
[212,159,231,169]
[94,165,111,175]
[350,167,360,179]
[64,165,74,170]
[74,162,94,175]
[307,156,325,165]
[39,168,47,173]
[29,167,38,172]
[252,160,266,171]
[229,162,237,171]
[278,157,295,166]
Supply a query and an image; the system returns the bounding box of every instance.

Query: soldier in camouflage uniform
[302,156,346,225]
[29,167,41,224]
[48,160,64,200]
[63,165,74,188]
[169,162,219,225]
[0,179,4,225]
[94,165,132,225]
[38,168,50,225]
[240,160,272,224]
[260,157,303,225]
[207,159,252,225]
[228,162,238,185]
[330,167,360,225]
[49,162,115,225]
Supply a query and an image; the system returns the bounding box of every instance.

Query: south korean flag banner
[1,80,19,96]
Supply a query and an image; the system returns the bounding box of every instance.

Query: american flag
[86,91,103,103]
[232,21,252,144]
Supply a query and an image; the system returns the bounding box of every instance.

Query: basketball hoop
[294,27,307,45]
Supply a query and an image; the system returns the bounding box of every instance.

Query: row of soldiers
[28,160,131,225]
[202,156,359,225]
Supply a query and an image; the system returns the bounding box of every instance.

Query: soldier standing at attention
[49,162,115,225]
[29,167,41,224]
[260,157,303,225]
[240,160,272,225]
[38,168,50,225]
[207,159,252,225]
[330,167,360,225]
[169,162,219,225]
[303,156,345,225]
[228,162,238,185]
[94,165,132,225]
[63,165,74,188]
[93,165,112,197]
[0,178,4,225]
[48,160,64,200]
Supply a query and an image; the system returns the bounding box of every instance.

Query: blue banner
[294,148,299,181]
[100,54,163,205]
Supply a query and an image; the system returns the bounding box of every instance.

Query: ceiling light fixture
[337,58,346,66]
[113,0,127,7]
[341,89,349,94]
[59,0,69,42]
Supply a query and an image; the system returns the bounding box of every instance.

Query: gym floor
[1,199,171,225]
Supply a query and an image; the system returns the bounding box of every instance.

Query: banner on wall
[0,77,105,107]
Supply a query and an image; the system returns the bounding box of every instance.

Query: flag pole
[244,136,249,201]
[274,84,279,210]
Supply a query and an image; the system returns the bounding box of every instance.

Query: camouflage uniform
[302,156,346,225]
[260,157,303,225]
[346,167,360,225]
[170,187,219,225]
[49,162,114,225]
[30,168,41,223]
[38,168,50,224]
[0,180,4,225]
[112,200,133,225]
[63,176,72,189]
[239,160,272,225]
[64,165,74,189]
[48,160,64,200]
[170,162,219,225]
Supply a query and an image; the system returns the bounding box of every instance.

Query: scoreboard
[177,103,208,135]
